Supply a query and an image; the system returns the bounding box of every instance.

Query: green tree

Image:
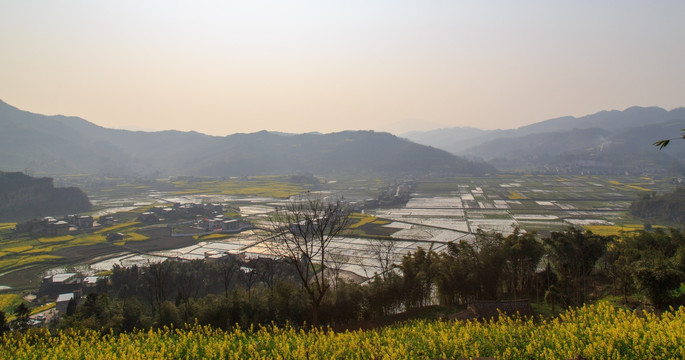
[545,228,608,305]
[503,228,545,298]
[156,301,182,328]
[365,272,403,317]
[12,303,30,331]
[399,247,437,308]
[634,258,684,308]
[473,230,509,299]
[602,236,640,302]
[121,298,144,332]
[66,297,77,316]
[145,261,173,310]
[435,240,478,306]
[0,310,9,334]
[629,229,685,307]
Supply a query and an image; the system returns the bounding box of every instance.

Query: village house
[106,232,124,242]
[202,217,225,231]
[15,217,52,235]
[99,216,115,227]
[138,212,160,223]
[221,219,240,231]
[83,276,108,294]
[16,214,97,236]
[55,293,77,313]
[65,214,94,229]
[77,215,94,229]
[46,220,69,236]
[39,272,82,298]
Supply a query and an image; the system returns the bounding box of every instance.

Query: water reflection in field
[85,175,674,279]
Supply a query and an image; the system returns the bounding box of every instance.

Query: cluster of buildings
[15,214,113,236]
[200,216,251,232]
[38,272,108,314]
[136,202,254,234]
[138,202,225,223]
[376,182,414,207]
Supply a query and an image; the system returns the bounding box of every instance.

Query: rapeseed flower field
[1,303,683,359]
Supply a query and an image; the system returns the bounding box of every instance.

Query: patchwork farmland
[0,174,676,291]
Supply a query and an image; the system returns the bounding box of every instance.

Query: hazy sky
[1,1,684,135]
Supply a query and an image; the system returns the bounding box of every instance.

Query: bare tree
[368,238,398,280]
[327,251,350,292]
[254,257,282,293]
[145,261,172,310]
[217,259,238,298]
[266,192,350,326]
[240,265,259,299]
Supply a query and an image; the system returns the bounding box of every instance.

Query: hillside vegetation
[0,100,493,177]
[404,106,685,174]
[0,171,91,221]
[630,188,685,225]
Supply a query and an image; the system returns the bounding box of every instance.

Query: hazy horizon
[6,97,683,138]
[2,1,684,136]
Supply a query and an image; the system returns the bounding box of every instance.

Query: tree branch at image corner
[653,128,685,149]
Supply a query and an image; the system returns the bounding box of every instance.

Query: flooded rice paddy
[85,174,673,279]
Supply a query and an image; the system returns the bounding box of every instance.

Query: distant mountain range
[0,100,493,177]
[3,99,682,177]
[402,106,685,174]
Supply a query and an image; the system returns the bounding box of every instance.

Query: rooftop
[51,273,77,283]
[56,293,74,303]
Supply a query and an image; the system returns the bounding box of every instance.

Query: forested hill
[0,171,91,221]
[403,106,685,174]
[0,99,494,177]
[193,130,495,176]
[630,187,685,225]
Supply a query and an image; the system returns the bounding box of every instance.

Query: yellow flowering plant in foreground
[2,303,683,359]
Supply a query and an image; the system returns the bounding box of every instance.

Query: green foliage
[630,188,685,225]
[156,301,181,328]
[435,241,477,305]
[11,302,30,331]
[0,310,8,335]
[399,247,437,309]
[653,128,685,149]
[545,228,609,306]
[66,298,77,317]
[502,228,545,298]
[40,224,685,336]
[0,171,91,221]
[626,229,685,307]
[0,294,22,313]
[365,272,404,317]
[434,228,544,306]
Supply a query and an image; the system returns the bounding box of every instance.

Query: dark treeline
[37,227,685,333]
[630,188,685,225]
[412,227,684,312]
[0,171,91,221]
